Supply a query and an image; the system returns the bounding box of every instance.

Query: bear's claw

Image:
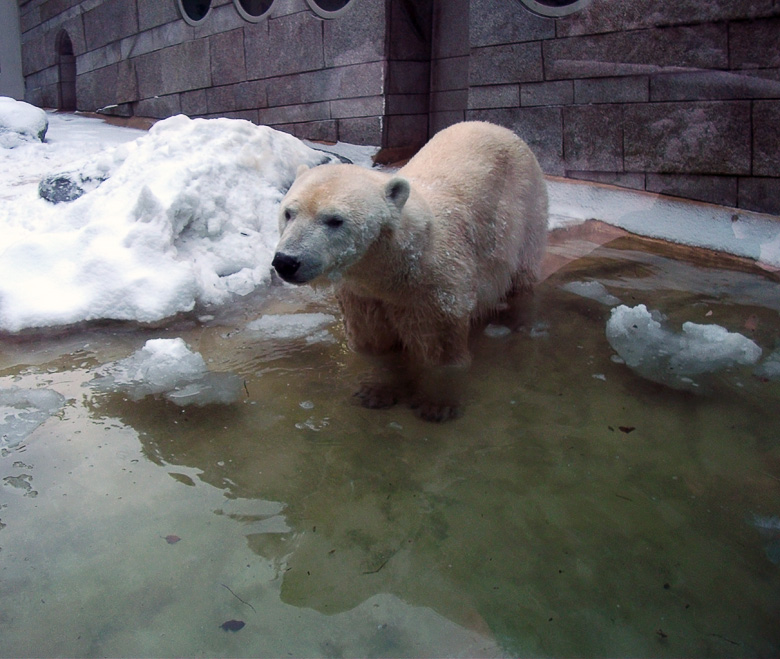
[411,400,462,423]
[353,384,398,409]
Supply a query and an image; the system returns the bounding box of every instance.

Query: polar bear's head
[272,164,410,285]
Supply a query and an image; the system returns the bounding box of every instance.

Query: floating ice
[751,515,780,564]
[0,97,48,148]
[246,313,337,344]
[755,349,780,381]
[606,304,763,390]
[91,338,242,406]
[0,387,66,449]
[484,323,512,338]
[561,280,622,306]
[0,114,337,332]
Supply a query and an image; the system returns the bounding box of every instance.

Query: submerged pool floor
[1,226,779,657]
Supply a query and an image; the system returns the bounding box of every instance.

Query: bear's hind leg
[498,273,538,332]
[408,320,471,422]
[338,289,410,410]
[353,354,411,410]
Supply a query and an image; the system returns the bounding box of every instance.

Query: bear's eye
[323,215,344,229]
[283,208,294,222]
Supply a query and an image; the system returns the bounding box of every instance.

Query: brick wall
[431,0,780,215]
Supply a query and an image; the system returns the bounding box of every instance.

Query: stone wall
[431,0,780,215]
[18,0,429,147]
[18,0,780,214]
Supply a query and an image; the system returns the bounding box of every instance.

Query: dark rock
[38,172,107,204]
[38,175,86,204]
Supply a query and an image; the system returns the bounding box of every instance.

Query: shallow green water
[1,235,779,657]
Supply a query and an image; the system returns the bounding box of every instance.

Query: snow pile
[91,338,242,406]
[0,97,48,148]
[0,114,336,332]
[0,387,66,449]
[246,312,337,344]
[606,304,763,390]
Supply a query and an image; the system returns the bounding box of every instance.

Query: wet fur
[276,121,548,420]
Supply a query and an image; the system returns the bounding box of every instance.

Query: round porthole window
[517,0,591,18]
[234,0,274,22]
[178,0,212,25]
[305,0,355,19]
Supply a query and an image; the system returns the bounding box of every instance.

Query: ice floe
[606,304,763,390]
[90,338,242,406]
[0,387,66,449]
[245,312,337,344]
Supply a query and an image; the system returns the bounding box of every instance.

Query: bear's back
[399,121,548,312]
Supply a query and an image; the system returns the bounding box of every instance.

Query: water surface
[1,228,779,657]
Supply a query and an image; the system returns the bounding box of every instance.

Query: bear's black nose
[272,252,301,281]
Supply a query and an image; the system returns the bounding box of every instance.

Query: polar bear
[272,121,548,421]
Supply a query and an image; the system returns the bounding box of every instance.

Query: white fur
[274,121,548,417]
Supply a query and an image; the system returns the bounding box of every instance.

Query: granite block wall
[17,0,780,215]
[430,0,780,215]
[17,0,412,146]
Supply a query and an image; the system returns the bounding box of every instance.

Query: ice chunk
[751,515,780,564]
[91,338,242,406]
[484,323,511,338]
[0,387,66,449]
[755,349,780,381]
[0,97,48,148]
[606,304,762,390]
[246,313,337,343]
[561,280,622,306]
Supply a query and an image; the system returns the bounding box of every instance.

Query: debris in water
[220,619,245,632]
[619,426,636,434]
[164,535,181,544]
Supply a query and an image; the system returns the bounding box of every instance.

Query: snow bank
[606,304,763,390]
[91,338,242,406]
[0,387,66,449]
[0,114,336,332]
[0,97,48,148]
[548,179,780,268]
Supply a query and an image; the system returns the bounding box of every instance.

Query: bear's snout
[271,252,302,283]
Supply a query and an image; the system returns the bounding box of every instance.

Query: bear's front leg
[409,320,472,422]
[353,354,411,410]
[337,288,409,410]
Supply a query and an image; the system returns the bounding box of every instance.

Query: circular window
[178,0,212,25]
[517,0,591,18]
[234,0,274,22]
[305,0,355,19]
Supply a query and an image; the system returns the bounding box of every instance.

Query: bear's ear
[385,176,410,211]
[295,164,309,179]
